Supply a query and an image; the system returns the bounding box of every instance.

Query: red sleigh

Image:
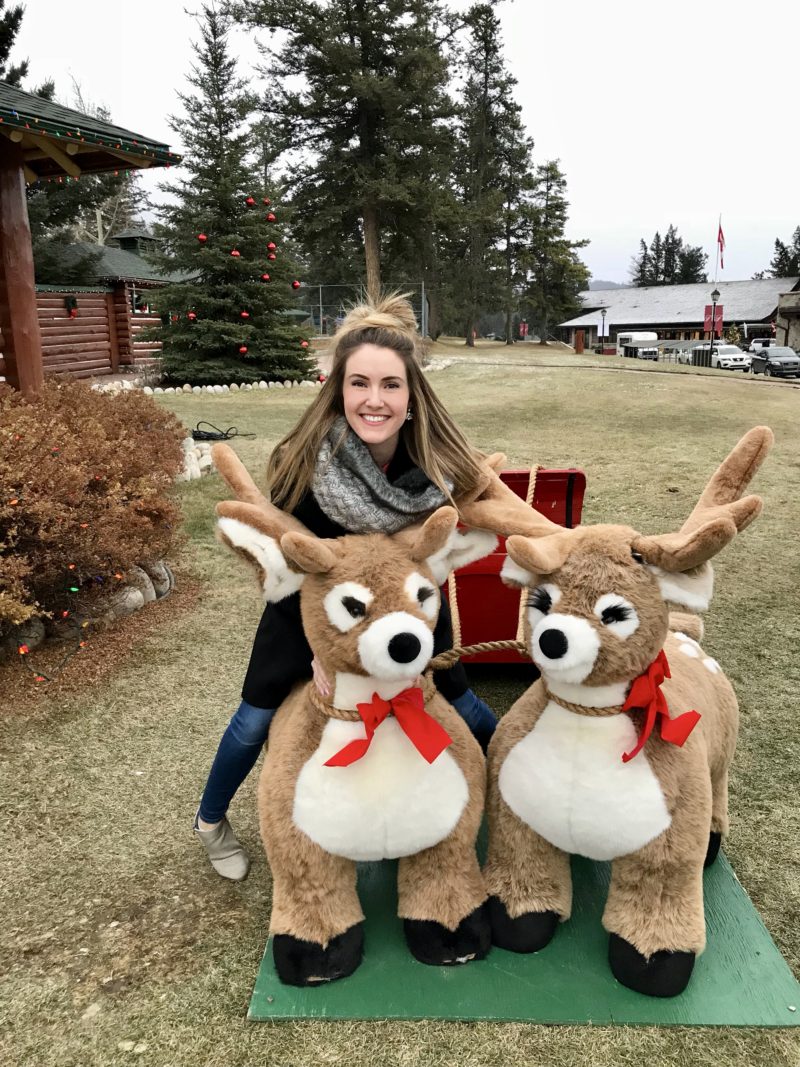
[445,468,586,664]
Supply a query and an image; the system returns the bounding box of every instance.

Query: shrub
[0,380,186,636]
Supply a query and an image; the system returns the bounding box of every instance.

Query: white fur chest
[498,701,671,861]
[292,717,469,861]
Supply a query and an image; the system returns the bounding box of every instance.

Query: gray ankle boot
[194,815,250,881]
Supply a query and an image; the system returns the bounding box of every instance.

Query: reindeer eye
[324,581,374,633]
[601,604,631,625]
[528,588,553,614]
[405,572,438,620]
[342,596,366,619]
[417,587,434,604]
[631,549,644,564]
[594,594,639,639]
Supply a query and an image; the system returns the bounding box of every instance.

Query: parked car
[748,337,776,353]
[710,345,749,371]
[749,346,800,378]
[636,346,659,360]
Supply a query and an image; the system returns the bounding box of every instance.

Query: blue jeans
[198,701,277,824]
[197,689,497,823]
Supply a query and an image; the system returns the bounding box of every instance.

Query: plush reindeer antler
[457,454,563,538]
[212,443,311,536]
[631,427,774,573]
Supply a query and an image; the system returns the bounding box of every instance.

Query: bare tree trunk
[464,315,475,347]
[362,203,381,304]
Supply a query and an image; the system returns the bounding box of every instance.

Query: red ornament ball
[239,345,248,354]
[267,242,277,251]
[261,273,271,282]
[266,212,276,222]
[197,233,208,243]
[245,196,256,206]
[240,310,250,319]
[300,340,309,348]
[263,197,271,206]
[318,373,327,383]
[292,280,301,290]
[268,253,276,261]
[187,311,197,321]
[230,249,241,257]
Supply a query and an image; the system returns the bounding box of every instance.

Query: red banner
[703,304,724,337]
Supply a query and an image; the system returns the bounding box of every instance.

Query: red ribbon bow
[324,686,452,768]
[621,650,701,763]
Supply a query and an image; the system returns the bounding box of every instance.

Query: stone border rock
[178,438,214,482]
[145,379,323,395]
[0,560,175,666]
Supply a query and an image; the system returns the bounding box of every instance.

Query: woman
[195,294,497,879]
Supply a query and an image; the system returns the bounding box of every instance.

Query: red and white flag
[717,221,725,269]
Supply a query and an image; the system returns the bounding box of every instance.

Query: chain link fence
[293,282,427,337]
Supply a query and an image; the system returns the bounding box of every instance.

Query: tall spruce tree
[768,226,800,277]
[443,4,518,346]
[524,160,589,342]
[149,5,312,384]
[0,0,27,85]
[630,225,707,285]
[230,0,458,304]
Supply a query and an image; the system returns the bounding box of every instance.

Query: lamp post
[600,306,607,352]
[710,287,720,342]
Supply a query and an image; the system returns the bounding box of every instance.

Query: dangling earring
[405,408,413,421]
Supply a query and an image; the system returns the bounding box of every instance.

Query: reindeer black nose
[539,628,568,660]
[388,632,422,664]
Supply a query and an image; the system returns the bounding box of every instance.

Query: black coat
[240,441,469,710]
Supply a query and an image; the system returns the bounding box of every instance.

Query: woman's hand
[312,655,331,698]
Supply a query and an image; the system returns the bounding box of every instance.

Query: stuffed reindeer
[459,428,773,998]
[211,444,496,987]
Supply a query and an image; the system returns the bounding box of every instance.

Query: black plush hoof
[404,902,491,966]
[272,923,364,986]
[608,933,695,997]
[488,896,559,953]
[704,831,722,868]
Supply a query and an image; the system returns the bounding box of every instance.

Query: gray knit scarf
[312,417,451,534]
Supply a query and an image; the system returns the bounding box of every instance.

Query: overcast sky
[15,0,799,285]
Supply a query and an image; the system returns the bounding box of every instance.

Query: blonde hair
[267,292,486,512]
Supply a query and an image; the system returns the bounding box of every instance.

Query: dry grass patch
[1,361,798,1067]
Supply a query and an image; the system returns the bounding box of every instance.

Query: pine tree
[768,226,800,277]
[631,225,706,285]
[0,0,27,85]
[149,5,312,385]
[231,0,458,304]
[524,160,589,342]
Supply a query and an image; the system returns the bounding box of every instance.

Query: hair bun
[337,291,418,340]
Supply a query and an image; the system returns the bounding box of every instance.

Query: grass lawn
[1,355,799,1066]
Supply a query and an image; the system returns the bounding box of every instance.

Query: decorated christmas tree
[149,5,313,384]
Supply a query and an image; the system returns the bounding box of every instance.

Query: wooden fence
[0,283,163,382]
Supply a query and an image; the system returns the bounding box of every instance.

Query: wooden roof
[0,82,179,183]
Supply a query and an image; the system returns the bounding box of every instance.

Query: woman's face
[341,344,410,458]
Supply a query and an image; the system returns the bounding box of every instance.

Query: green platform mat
[249,853,800,1026]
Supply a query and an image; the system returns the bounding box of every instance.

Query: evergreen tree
[768,226,800,277]
[0,0,27,85]
[630,225,706,285]
[441,4,516,346]
[524,160,589,342]
[149,5,312,385]
[498,117,537,345]
[230,0,458,303]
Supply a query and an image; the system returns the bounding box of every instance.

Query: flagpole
[714,213,721,285]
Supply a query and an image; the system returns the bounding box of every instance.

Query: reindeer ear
[280,532,338,575]
[411,507,497,584]
[216,501,305,602]
[646,562,715,612]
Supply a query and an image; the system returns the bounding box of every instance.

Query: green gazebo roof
[0,81,179,182]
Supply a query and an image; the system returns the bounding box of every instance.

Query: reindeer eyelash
[527,588,553,614]
[631,549,644,564]
[601,603,632,625]
[417,587,435,604]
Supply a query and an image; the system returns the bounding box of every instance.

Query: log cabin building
[0,82,178,394]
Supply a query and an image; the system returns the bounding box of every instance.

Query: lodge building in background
[560,277,800,348]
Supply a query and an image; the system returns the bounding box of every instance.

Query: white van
[616,331,658,357]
